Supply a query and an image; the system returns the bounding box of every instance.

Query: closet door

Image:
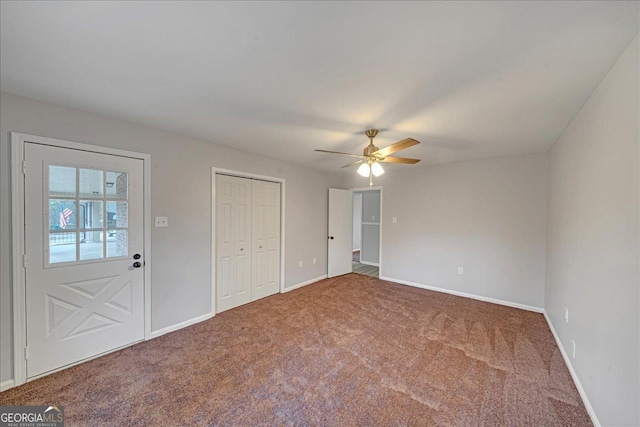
[216,175,252,312]
[252,180,281,300]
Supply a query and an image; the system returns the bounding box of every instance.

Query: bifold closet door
[216,175,252,313]
[252,180,281,300]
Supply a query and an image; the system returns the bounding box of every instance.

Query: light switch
[392,217,397,224]
[155,216,168,228]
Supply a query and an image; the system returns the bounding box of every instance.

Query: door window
[47,164,129,265]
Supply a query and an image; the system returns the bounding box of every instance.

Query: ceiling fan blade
[314,149,364,159]
[372,138,420,157]
[341,160,364,168]
[379,156,421,164]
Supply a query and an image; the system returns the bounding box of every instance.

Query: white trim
[0,379,15,392]
[359,260,379,267]
[350,186,383,276]
[211,167,286,315]
[543,312,601,427]
[379,276,544,313]
[10,133,27,387]
[149,313,214,340]
[282,275,327,293]
[142,146,152,340]
[10,132,153,387]
[352,248,361,252]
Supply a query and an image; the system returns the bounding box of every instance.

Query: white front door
[24,143,145,378]
[252,179,281,300]
[328,188,353,278]
[216,175,252,312]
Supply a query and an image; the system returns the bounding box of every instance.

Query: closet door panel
[252,180,280,300]
[216,175,252,312]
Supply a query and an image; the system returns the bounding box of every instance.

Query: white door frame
[350,186,383,275]
[211,168,286,314]
[10,132,152,387]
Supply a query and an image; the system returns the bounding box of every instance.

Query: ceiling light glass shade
[357,163,371,177]
[371,162,385,177]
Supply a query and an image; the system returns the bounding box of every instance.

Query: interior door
[252,179,281,300]
[216,175,252,312]
[24,143,144,378]
[328,188,353,278]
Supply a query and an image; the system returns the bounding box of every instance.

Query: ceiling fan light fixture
[371,162,384,177]
[357,163,371,177]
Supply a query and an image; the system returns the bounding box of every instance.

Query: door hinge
[24,347,29,360]
[22,161,27,175]
[22,254,27,268]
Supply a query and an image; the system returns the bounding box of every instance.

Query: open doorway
[352,189,380,277]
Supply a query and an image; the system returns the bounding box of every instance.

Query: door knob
[329,236,334,240]
[133,254,141,259]
[133,261,142,268]
[240,248,244,251]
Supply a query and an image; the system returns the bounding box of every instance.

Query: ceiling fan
[315,129,421,186]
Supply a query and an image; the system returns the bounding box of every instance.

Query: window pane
[106,171,127,199]
[79,200,104,230]
[107,230,127,258]
[79,169,103,198]
[49,232,77,264]
[107,201,127,228]
[49,200,76,231]
[49,165,76,197]
[80,231,103,260]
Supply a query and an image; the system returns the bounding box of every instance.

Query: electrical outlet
[154,216,168,228]
[298,260,303,268]
[565,308,569,323]
[312,257,317,264]
[458,267,464,275]
[571,340,576,358]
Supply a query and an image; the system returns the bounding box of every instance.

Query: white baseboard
[543,312,600,427]
[1,379,15,392]
[148,312,214,340]
[359,260,379,267]
[282,275,327,293]
[379,276,544,313]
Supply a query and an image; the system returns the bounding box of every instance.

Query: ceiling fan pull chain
[369,170,373,187]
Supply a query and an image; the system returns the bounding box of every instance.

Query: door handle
[133,261,142,268]
[329,236,334,240]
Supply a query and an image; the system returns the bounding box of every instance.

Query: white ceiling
[1,1,638,173]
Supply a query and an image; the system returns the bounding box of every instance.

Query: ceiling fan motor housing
[364,129,380,158]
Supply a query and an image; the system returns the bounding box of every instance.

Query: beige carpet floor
[0,274,592,426]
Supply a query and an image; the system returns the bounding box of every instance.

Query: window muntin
[47,164,129,266]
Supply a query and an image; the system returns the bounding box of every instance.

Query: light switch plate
[155,216,168,228]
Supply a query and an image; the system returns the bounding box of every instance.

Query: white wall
[360,190,380,264]
[352,192,362,250]
[348,153,548,308]
[546,35,639,427]
[0,92,343,384]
